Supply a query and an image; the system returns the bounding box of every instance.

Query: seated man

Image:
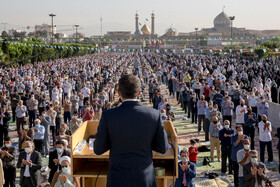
[175,149,196,187]
[51,156,79,187]
[243,150,269,187]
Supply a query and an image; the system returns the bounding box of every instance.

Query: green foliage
[255,46,269,59]
[0,40,96,66]
[261,41,279,49]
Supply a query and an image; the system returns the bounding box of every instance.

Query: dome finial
[223,5,225,12]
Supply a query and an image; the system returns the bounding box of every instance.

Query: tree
[54,33,60,39]
[13,31,26,38]
[1,31,8,38]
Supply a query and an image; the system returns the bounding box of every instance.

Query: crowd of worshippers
[0,53,146,187]
[142,53,277,187]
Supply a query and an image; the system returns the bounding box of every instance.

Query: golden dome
[135,13,139,18]
[141,24,151,35]
[151,13,155,18]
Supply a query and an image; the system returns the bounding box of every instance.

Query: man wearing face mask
[175,149,196,187]
[244,107,257,150]
[204,101,213,141]
[39,109,51,158]
[222,96,234,126]
[48,141,70,184]
[209,116,222,162]
[26,94,38,128]
[219,120,234,174]
[69,111,82,134]
[236,99,247,126]
[166,104,175,121]
[33,119,45,153]
[0,105,11,147]
[243,150,269,187]
[19,122,34,152]
[237,139,251,187]
[197,95,208,132]
[258,115,273,163]
[17,141,42,187]
[92,94,103,120]
[257,96,269,122]
[231,125,248,187]
[51,156,79,187]
[1,137,16,187]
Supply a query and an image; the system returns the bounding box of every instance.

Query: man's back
[94,101,168,187]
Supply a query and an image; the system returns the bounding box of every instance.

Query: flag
[148,40,151,46]
[250,49,254,53]
[146,18,148,21]
[153,40,156,46]
[139,23,142,26]
[240,49,243,53]
[229,49,232,53]
[276,48,279,52]
[159,41,162,46]
[263,49,266,53]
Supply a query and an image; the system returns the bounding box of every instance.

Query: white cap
[59,156,71,165]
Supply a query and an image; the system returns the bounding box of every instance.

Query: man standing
[16,100,27,135]
[244,107,257,150]
[219,120,234,174]
[209,116,222,162]
[235,100,247,126]
[17,141,42,187]
[1,137,16,187]
[94,74,168,187]
[48,140,70,184]
[257,97,269,122]
[197,95,207,132]
[237,139,251,187]
[222,96,234,126]
[40,110,51,157]
[258,115,273,163]
[33,119,45,153]
[26,94,38,128]
[243,150,269,187]
[92,94,103,120]
[10,89,20,123]
[231,125,248,187]
[0,105,11,147]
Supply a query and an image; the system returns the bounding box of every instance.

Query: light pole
[195,28,198,47]
[49,13,56,44]
[74,25,79,42]
[229,16,235,47]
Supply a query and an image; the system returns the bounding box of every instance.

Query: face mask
[238,131,243,135]
[240,104,244,107]
[213,121,218,124]
[31,97,34,100]
[23,125,28,130]
[263,120,267,123]
[62,166,70,174]
[224,125,229,129]
[181,157,187,163]
[166,108,171,111]
[74,116,78,119]
[244,144,250,150]
[35,124,39,128]
[251,158,258,164]
[60,135,65,138]
[42,114,45,117]
[5,143,11,148]
[56,148,63,153]
[25,147,31,153]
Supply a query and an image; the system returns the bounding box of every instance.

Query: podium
[71,120,178,187]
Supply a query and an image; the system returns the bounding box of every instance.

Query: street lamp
[195,28,198,47]
[229,16,235,47]
[49,13,56,44]
[74,25,79,42]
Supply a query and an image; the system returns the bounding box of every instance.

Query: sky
[1,0,280,37]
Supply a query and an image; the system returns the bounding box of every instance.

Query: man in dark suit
[243,150,269,187]
[48,140,70,183]
[94,74,168,187]
[0,105,11,147]
[16,141,42,187]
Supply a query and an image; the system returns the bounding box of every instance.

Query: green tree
[1,31,8,38]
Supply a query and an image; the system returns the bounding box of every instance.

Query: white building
[34,23,56,36]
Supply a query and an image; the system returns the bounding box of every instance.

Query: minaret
[151,12,155,35]
[135,12,139,33]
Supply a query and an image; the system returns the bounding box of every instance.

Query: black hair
[118,74,141,99]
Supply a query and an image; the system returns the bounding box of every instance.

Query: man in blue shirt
[197,95,208,132]
[209,116,222,162]
[222,96,234,126]
[219,120,234,174]
[231,125,248,187]
[33,119,45,154]
[213,90,223,111]
[204,101,213,141]
[244,107,257,150]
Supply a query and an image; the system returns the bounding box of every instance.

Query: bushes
[0,39,97,65]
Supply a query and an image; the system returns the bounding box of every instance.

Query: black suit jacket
[16,150,42,187]
[48,149,70,183]
[0,110,11,128]
[94,101,168,187]
[243,162,269,187]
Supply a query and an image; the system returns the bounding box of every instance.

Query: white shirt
[23,153,32,177]
[248,95,258,107]
[237,149,250,177]
[235,105,247,124]
[81,87,90,98]
[258,121,272,142]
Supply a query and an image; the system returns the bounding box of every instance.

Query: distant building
[104,31,132,40]
[8,28,23,36]
[34,23,56,36]
[68,32,85,39]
